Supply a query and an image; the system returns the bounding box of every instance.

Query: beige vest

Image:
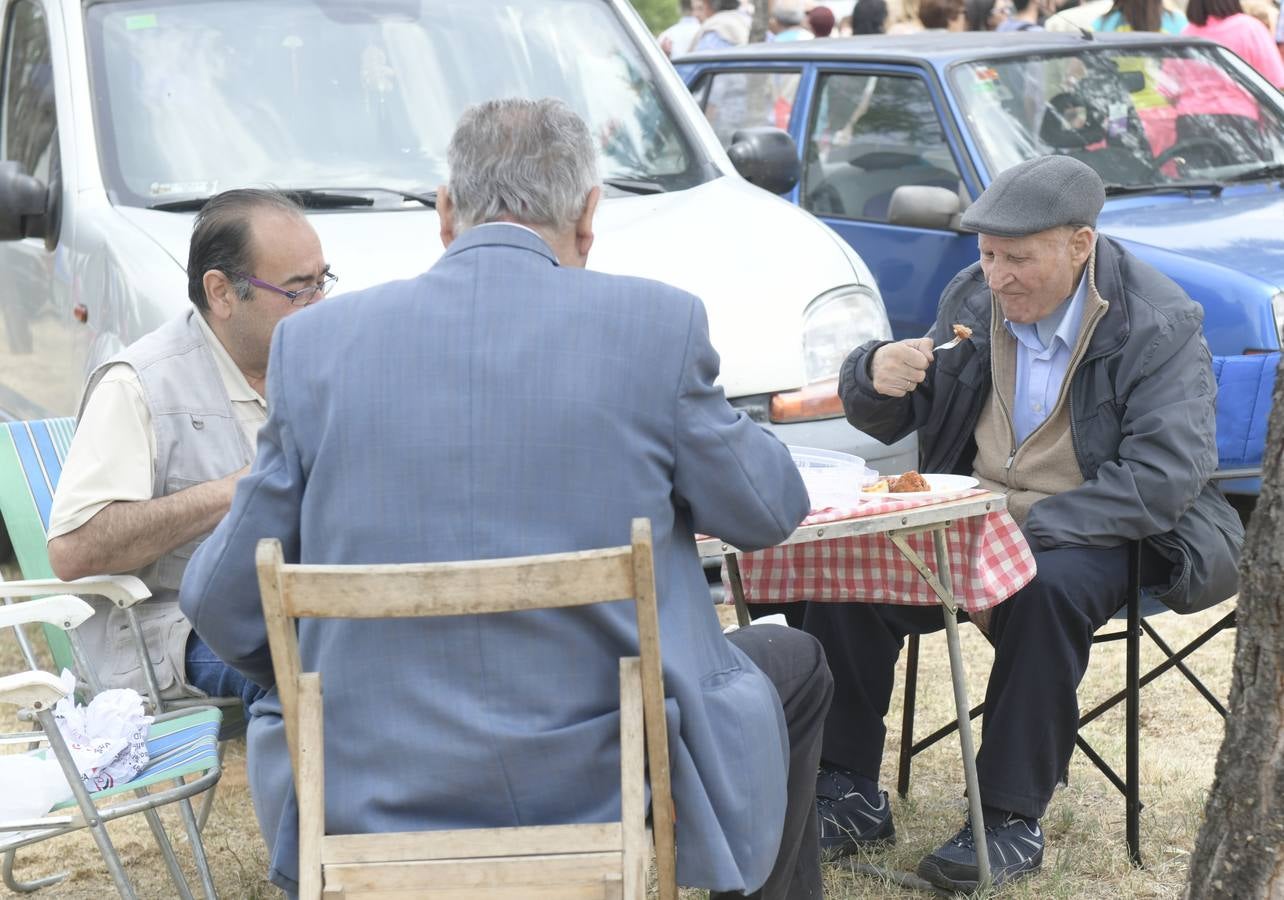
[76,310,254,699]
[973,248,1110,525]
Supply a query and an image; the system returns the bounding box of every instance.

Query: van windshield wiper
[318,187,438,207]
[603,176,665,196]
[1222,163,1284,184]
[148,187,437,213]
[1103,181,1224,197]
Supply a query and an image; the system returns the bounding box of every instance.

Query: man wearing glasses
[47,188,332,709]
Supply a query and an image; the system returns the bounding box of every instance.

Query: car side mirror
[727,127,800,196]
[888,185,965,231]
[0,161,49,242]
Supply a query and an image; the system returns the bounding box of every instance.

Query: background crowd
[657,0,1284,87]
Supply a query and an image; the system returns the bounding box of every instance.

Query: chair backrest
[0,418,77,670]
[1212,353,1277,477]
[256,517,676,900]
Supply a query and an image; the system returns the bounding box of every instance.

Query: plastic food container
[789,446,878,510]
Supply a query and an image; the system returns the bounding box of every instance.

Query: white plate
[877,473,980,499]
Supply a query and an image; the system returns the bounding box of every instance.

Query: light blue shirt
[1004,267,1089,446]
[694,30,736,50]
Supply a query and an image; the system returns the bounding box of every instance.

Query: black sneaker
[916,812,1043,892]
[816,765,895,857]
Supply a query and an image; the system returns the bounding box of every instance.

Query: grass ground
[0,602,1231,899]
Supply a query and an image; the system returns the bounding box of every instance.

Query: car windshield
[950,44,1284,189]
[85,0,700,207]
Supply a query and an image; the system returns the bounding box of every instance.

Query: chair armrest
[0,595,93,631]
[0,575,150,609]
[0,671,66,709]
[1211,467,1262,481]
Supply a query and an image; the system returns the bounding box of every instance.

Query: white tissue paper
[722,612,790,634]
[53,670,153,792]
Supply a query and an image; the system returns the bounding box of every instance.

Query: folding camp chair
[256,517,677,900]
[894,352,1276,865]
[0,418,244,827]
[0,594,223,898]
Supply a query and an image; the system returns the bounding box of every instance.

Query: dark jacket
[840,236,1242,613]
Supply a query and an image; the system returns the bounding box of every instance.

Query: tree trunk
[1186,358,1284,899]
[749,0,771,43]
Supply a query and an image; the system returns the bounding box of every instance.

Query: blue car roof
[674,31,1213,68]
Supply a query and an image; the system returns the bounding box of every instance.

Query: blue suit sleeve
[179,324,305,689]
[671,299,809,551]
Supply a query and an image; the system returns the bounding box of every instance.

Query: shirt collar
[1004,266,1090,354]
[193,310,265,407]
[470,221,545,241]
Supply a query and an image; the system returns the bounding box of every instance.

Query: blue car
[675,32,1284,359]
[672,30,1284,346]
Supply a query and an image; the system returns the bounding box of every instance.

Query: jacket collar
[441,222,560,267]
[1082,235,1130,360]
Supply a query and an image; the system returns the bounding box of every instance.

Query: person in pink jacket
[1183,0,1284,87]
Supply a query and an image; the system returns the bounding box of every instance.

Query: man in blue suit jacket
[180,97,833,899]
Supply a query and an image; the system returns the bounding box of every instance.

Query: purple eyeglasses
[231,270,337,306]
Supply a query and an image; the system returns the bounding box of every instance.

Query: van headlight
[801,285,890,385]
[769,285,890,424]
[1273,291,1284,345]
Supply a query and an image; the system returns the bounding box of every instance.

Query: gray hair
[446,98,600,232]
[774,0,806,24]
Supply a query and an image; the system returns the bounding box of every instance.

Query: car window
[802,73,961,223]
[1,0,56,184]
[699,70,801,147]
[952,47,1284,186]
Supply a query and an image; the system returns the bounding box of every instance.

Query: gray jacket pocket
[106,601,195,700]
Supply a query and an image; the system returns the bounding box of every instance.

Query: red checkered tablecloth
[724,489,1037,612]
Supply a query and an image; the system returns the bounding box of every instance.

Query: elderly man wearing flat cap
[803,155,1243,891]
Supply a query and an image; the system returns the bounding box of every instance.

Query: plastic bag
[0,754,75,821]
[52,670,152,792]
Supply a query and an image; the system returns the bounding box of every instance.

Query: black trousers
[713,624,834,900]
[802,544,1129,820]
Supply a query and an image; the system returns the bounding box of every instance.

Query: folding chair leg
[195,742,227,833]
[2,849,67,893]
[897,633,920,799]
[140,805,196,900]
[36,708,138,898]
[178,795,219,900]
[1137,619,1229,717]
[1125,547,1141,867]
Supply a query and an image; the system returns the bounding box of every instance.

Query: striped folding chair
[0,418,244,827]
[0,595,223,898]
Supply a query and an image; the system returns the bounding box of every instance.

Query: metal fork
[933,336,963,352]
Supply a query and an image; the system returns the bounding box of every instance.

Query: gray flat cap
[960,155,1106,237]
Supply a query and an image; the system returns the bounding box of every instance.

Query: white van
[0,0,914,475]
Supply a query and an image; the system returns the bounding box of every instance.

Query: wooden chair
[256,517,677,900]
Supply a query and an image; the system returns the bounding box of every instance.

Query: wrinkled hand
[870,337,934,398]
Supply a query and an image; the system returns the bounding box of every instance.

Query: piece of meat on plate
[889,470,930,492]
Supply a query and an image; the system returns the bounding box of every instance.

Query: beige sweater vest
[973,248,1110,525]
